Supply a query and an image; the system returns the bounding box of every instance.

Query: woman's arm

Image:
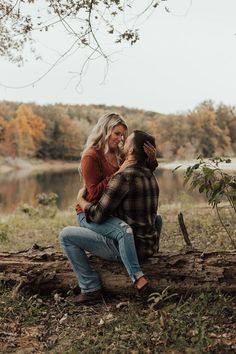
[81,154,112,201]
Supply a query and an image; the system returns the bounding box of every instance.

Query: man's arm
[78,174,128,223]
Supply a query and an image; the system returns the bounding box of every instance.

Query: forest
[0,100,235,161]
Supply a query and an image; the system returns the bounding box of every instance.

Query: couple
[59,113,162,304]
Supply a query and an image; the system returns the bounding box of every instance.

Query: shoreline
[0,157,236,175]
[0,157,79,175]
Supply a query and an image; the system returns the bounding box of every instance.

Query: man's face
[123,133,134,157]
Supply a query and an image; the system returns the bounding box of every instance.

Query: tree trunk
[1,244,236,296]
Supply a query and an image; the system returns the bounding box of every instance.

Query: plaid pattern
[85,165,159,259]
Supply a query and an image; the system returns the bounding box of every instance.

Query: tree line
[0,100,235,161]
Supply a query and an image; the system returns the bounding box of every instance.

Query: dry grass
[0,201,236,353]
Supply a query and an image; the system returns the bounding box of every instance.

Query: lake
[0,167,207,214]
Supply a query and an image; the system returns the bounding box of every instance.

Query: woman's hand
[77,187,86,202]
[143,142,157,161]
[77,187,90,211]
[115,158,136,174]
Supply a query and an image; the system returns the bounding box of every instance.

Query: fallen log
[0,244,236,296]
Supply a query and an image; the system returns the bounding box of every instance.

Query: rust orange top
[76,147,118,214]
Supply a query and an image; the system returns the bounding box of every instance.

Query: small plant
[36,192,59,218]
[36,192,58,207]
[148,286,177,310]
[18,203,39,217]
[175,156,236,248]
[0,223,9,242]
[18,193,59,218]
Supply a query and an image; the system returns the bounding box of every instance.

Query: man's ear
[129,146,134,155]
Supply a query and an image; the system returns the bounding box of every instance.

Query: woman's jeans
[59,214,144,293]
[59,213,162,293]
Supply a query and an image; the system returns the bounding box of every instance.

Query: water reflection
[0,168,206,213]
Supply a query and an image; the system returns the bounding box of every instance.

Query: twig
[14,244,54,254]
[178,212,193,248]
[216,205,236,249]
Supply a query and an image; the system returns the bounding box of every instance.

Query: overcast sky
[0,0,235,114]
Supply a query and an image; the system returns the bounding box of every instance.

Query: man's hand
[143,142,157,161]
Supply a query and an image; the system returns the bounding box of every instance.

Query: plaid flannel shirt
[85,165,159,259]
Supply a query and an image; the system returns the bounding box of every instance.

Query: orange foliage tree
[2,104,45,157]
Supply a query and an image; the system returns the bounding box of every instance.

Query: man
[59,130,162,303]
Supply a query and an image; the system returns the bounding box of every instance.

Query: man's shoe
[137,283,154,299]
[70,289,104,305]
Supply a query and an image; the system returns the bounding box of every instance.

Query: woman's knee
[59,226,73,245]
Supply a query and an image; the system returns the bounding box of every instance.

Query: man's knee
[119,221,133,238]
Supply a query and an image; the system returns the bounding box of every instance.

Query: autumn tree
[149,114,194,159]
[0,116,7,142]
[215,104,236,153]
[188,103,232,157]
[57,115,85,160]
[0,100,235,160]
[1,119,19,157]
[2,104,45,157]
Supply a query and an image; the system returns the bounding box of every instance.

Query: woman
[76,112,157,214]
[61,113,158,302]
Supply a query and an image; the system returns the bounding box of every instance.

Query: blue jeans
[59,214,144,293]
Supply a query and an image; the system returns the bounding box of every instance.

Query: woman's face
[108,124,127,151]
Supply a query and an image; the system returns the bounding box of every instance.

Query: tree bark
[0,244,236,296]
[2,214,234,296]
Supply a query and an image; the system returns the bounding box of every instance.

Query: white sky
[0,0,235,114]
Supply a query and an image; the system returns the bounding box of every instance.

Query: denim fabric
[77,213,144,282]
[59,226,119,293]
[59,214,162,293]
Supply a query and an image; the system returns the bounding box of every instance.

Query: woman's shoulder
[82,147,103,160]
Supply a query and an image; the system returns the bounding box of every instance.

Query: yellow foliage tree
[58,115,84,159]
[188,104,232,157]
[0,116,7,142]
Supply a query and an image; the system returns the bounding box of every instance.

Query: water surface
[0,168,206,213]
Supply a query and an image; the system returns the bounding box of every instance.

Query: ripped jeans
[59,213,144,293]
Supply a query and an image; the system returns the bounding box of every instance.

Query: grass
[1,197,235,253]
[0,286,235,353]
[0,200,236,353]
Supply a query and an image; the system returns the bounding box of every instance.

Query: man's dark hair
[132,130,156,164]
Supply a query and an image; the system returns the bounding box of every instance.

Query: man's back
[86,164,159,258]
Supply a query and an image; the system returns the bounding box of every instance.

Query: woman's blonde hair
[81,112,128,158]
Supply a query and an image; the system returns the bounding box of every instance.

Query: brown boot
[135,276,149,291]
[69,289,104,305]
[135,276,154,299]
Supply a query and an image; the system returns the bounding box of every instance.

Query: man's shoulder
[120,165,154,179]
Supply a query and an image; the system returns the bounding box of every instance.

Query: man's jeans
[59,214,162,293]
